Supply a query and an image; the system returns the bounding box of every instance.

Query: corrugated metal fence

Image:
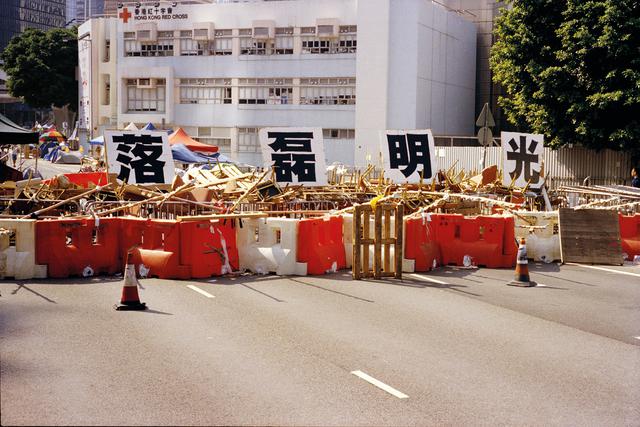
[433,146,633,189]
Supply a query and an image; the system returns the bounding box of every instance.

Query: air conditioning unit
[252,20,275,39]
[136,78,157,89]
[193,22,214,40]
[135,23,157,41]
[316,18,339,38]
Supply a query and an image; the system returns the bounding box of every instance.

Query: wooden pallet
[353,204,404,279]
[558,208,623,265]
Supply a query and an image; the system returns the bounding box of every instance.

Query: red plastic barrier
[179,220,239,278]
[434,214,515,268]
[619,214,640,260]
[43,172,109,189]
[404,217,441,271]
[297,216,346,275]
[36,217,120,278]
[119,218,189,279]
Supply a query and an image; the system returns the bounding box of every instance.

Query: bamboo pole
[21,183,114,219]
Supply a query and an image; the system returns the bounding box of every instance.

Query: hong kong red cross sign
[119,8,132,23]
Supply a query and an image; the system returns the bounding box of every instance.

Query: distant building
[0,0,67,125]
[74,0,105,23]
[78,0,477,166]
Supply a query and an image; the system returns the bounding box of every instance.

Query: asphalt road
[1,263,639,426]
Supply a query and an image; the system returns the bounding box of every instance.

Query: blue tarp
[39,141,58,158]
[171,143,238,164]
[90,135,104,145]
[142,123,156,131]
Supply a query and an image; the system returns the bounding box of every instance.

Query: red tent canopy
[168,128,218,153]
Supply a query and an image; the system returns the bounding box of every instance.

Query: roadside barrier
[44,172,109,189]
[179,219,239,278]
[119,218,189,280]
[297,216,346,275]
[619,213,640,260]
[513,211,561,263]
[36,217,120,278]
[237,217,306,275]
[0,219,47,279]
[440,215,516,268]
[406,214,516,268]
[404,215,441,271]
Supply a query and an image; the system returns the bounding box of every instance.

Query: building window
[179,78,232,104]
[240,36,272,55]
[197,137,231,151]
[126,78,166,112]
[338,25,357,53]
[323,129,355,139]
[237,127,259,153]
[179,30,208,56]
[274,27,294,54]
[238,78,293,105]
[103,39,110,62]
[300,25,357,54]
[124,31,174,57]
[299,78,356,105]
[212,29,233,55]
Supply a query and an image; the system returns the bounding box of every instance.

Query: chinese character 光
[507,135,540,184]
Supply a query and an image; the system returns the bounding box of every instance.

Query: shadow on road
[11,283,57,303]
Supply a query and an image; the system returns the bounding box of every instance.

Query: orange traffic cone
[114,251,147,311]
[508,237,536,287]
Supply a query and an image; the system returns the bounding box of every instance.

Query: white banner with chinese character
[105,130,175,185]
[259,127,327,186]
[501,132,544,188]
[380,129,436,183]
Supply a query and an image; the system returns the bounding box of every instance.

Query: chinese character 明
[387,133,432,178]
[112,133,166,184]
[507,135,540,184]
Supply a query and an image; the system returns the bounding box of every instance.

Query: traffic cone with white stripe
[508,237,536,287]
[114,250,147,311]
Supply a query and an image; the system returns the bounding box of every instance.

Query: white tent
[123,122,139,131]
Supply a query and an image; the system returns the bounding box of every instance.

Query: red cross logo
[119,8,132,23]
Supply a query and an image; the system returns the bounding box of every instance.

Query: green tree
[490,0,640,156]
[1,27,78,111]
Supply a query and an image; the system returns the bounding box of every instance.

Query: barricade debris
[0,161,637,280]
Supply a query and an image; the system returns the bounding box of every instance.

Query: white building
[78,0,476,166]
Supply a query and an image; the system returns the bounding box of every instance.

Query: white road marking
[187,285,215,298]
[634,336,640,341]
[408,273,448,285]
[566,263,640,278]
[350,370,409,399]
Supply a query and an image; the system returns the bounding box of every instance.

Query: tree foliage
[1,27,78,111]
[491,0,640,156]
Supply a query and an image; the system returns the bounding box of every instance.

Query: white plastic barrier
[513,211,561,263]
[342,214,415,272]
[0,219,47,279]
[237,217,307,276]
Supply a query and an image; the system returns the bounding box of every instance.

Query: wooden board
[558,208,623,265]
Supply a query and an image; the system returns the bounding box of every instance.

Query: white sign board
[259,127,327,185]
[77,37,91,131]
[381,129,437,183]
[105,130,175,185]
[502,132,544,188]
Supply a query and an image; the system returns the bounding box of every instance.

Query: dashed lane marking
[408,273,448,285]
[565,263,640,278]
[187,285,215,298]
[351,370,409,399]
